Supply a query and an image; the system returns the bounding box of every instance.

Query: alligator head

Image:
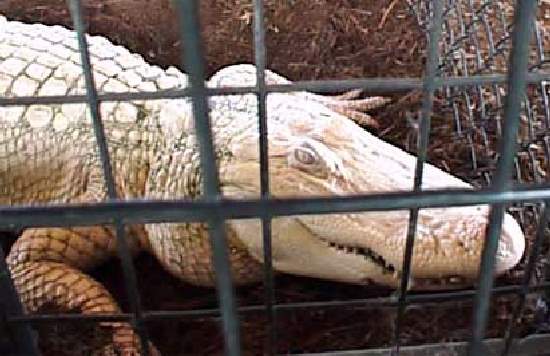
[215,70,525,289]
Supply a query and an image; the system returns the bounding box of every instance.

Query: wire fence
[1,0,550,355]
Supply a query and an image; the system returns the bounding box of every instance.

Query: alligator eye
[288,140,329,178]
[294,146,317,165]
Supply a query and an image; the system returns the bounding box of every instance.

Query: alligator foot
[323,94,391,129]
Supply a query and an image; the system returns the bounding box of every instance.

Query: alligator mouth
[325,240,397,275]
[324,240,468,288]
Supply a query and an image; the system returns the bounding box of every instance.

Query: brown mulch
[0,0,423,80]
[1,0,548,355]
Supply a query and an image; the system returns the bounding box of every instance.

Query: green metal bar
[467,0,538,354]
[501,201,550,355]
[394,1,444,352]
[1,73,550,107]
[173,1,241,355]
[0,245,40,355]
[2,186,550,229]
[66,1,150,354]
[9,282,550,324]
[252,0,277,354]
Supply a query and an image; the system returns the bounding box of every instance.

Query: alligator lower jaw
[324,240,470,289]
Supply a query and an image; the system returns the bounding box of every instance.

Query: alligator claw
[324,94,391,129]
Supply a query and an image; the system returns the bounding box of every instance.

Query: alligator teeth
[326,241,466,286]
[325,240,396,273]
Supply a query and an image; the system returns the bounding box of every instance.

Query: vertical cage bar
[392,1,444,353]
[174,1,241,355]
[467,0,538,354]
[66,1,151,355]
[0,246,40,355]
[501,202,550,356]
[252,1,277,355]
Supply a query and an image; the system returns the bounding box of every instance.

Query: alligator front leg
[6,226,158,355]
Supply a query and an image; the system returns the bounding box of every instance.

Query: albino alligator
[0,16,525,355]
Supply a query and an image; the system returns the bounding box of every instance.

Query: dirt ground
[0,0,548,355]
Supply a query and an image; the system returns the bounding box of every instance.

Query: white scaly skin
[0,16,525,354]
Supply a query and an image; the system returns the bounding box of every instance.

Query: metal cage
[1,0,550,355]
